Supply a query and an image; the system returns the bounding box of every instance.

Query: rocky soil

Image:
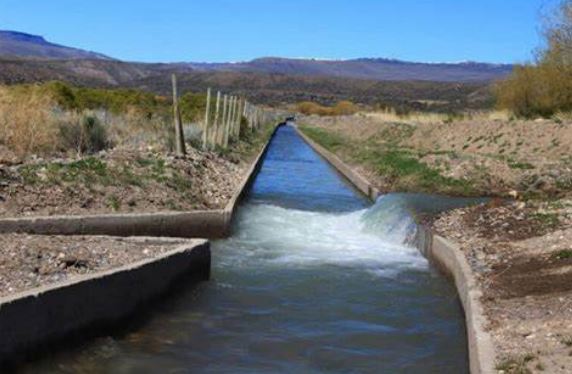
[0,143,257,217]
[0,234,194,297]
[433,199,572,373]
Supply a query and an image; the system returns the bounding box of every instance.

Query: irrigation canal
[22,124,469,373]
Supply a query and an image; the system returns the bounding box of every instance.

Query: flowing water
[21,124,469,373]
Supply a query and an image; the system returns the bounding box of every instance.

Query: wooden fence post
[211,91,221,147]
[233,97,240,138]
[220,94,228,147]
[203,88,211,149]
[228,96,236,140]
[223,95,231,148]
[171,74,186,156]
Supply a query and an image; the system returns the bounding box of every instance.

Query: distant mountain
[0,30,510,110]
[0,31,512,82]
[181,57,513,83]
[0,30,113,60]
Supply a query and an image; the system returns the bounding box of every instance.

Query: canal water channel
[22,124,469,373]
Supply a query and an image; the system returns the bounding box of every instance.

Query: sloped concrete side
[295,126,380,201]
[223,124,284,228]
[296,124,494,374]
[427,235,496,374]
[0,239,210,365]
[0,210,227,238]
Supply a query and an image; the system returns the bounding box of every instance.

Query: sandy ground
[0,234,193,297]
[434,199,572,373]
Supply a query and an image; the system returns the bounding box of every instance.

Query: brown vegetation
[0,82,212,159]
[295,100,359,116]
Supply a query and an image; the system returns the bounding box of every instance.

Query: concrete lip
[0,238,210,366]
[294,124,495,374]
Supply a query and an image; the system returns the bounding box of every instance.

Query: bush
[59,115,109,154]
[0,85,60,156]
[496,1,572,117]
[296,100,359,116]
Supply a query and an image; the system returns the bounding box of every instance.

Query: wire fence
[171,74,278,155]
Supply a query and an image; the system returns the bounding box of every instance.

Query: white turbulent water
[217,199,427,277]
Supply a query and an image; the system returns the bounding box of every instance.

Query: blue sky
[0,0,554,63]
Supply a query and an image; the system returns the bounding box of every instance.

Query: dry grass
[362,108,513,125]
[0,86,62,156]
[0,85,173,159]
[296,100,359,116]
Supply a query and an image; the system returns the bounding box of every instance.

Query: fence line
[171,74,278,151]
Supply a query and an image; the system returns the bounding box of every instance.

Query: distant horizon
[0,0,551,64]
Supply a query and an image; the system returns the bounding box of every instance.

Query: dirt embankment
[300,113,572,198]
[434,199,572,373]
[0,235,193,297]
[0,131,269,218]
[0,126,272,299]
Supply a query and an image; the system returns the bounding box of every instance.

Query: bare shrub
[59,114,110,155]
[496,0,572,117]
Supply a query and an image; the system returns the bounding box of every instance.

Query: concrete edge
[424,234,496,374]
[0,210,227,239]
[295,124,494,374]
[0,239,211,365]
[294,125,380,201]
[0,124,282,239]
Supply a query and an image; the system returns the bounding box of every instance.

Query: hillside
[0,58,490,111]
[184,57,513,83]
[0,30,113,60]
[0,30,503,110]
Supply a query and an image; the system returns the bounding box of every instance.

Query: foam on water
[216,199,427,276]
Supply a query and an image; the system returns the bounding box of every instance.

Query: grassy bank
[299,113,572,198]
[300,125,476,196]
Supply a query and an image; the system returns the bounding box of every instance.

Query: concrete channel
[2,122,492,372]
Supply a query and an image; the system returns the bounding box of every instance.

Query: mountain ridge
[0,30,512,83]
[0,30,113,61]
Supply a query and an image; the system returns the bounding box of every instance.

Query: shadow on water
[19,124,472,373]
